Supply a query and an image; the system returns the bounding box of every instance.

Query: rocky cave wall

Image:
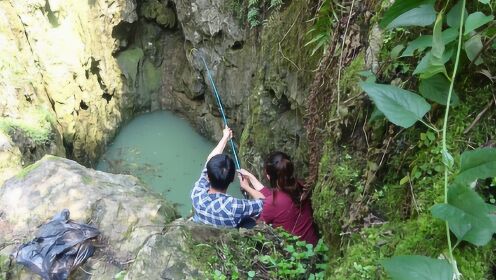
[0,0,141,184]
[0,0,314,182]
[133,0,316,176]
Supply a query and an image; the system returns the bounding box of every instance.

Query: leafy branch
[357,0,496,279]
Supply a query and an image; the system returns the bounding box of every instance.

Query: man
[191,126,265,227]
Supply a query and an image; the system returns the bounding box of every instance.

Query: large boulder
[0,156,178,279]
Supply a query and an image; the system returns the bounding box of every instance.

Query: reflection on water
[96,111,242,217]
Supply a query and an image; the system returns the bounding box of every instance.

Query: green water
[96,111,243,217]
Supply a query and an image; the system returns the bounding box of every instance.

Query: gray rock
[0,156,178,279]
[125,219,213,280]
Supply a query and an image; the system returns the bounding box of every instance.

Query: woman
[238,152,318,245]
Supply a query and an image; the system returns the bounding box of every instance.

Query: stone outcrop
[0,156,177,279]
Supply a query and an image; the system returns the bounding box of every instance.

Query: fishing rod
[192,49,248,197]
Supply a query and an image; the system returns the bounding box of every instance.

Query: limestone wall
[0,0,138,169]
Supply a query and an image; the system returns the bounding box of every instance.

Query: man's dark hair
[207,154,235,191]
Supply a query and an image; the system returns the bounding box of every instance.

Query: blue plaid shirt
[191,168,264,227]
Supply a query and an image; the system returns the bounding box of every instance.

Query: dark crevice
[112,21,137,50]
[80,100,89,110]
[63,138,74,162]
[86,57,113,103]
[231,40,244,50]
[102,92,113,102]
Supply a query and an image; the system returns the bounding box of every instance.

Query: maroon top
[259,187,318,245]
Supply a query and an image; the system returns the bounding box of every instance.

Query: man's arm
[206,126,232,163]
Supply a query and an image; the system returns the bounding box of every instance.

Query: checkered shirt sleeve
[231,197,263,220]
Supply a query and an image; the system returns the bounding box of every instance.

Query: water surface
[97,111,243,217]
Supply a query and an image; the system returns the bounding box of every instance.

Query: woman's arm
[237,169,265,191]
[239,175,265,199]
[206,126,232,163]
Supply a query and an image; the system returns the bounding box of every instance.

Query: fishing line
[192,49,248,198]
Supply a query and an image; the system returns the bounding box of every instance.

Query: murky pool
[97,111,242,217]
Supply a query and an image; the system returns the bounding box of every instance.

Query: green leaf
[400,175,410,185]
[402,35,432,57]
[386,4,437,29]
[416,14,449,79]
[432,183,496,246]
[447,1,468,28]
[479,0,490,4]
[391,44,405,59]
[248,271,256,278]
[432,13,445,61]
[359,82,430,128]
[413,49,453,79]
[441,27,460,45]
[464,34,484,65]
[304,34,326,47]
[381,255,453,280]
[455,148,496,185]
[419,74,459,106]
[442,149,455,169]
[380,0,434,29]
[464,12,495,35]
[358,70,377,83]
[431,203,472,240]
[401,28,458,57]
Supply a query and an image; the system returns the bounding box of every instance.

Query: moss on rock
[141,0,176,29]
[0,107,55,145]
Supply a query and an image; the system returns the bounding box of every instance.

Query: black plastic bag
[14,209,100,280]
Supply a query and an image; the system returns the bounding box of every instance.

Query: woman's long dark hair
[264,151,306,206]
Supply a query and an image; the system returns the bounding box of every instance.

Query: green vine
[442,0,466,266]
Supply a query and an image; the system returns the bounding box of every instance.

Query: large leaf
[386,4,437,29]
[464,12,494,35]
[381,255,453,280]
[419,74,459,106]
[401,28,458,57]
[447,1,468,28]
[455,147,496,185]
[359,82,430,128]
[432,183,496,246]
[380,0,434,29]
[464,34,484,65]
